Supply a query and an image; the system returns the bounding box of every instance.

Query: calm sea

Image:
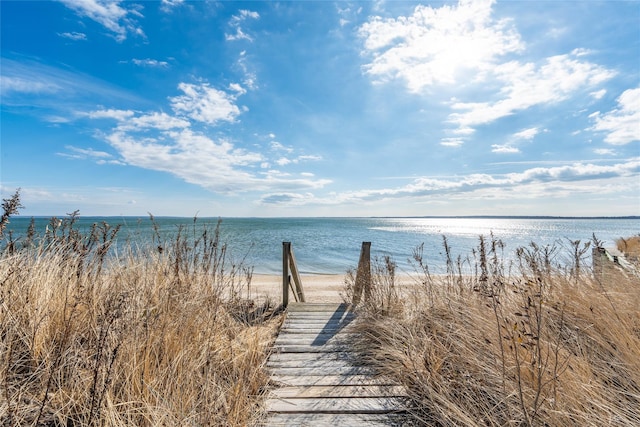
[4,217,639,274]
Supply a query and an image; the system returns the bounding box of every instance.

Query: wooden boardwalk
[264,302,408,426]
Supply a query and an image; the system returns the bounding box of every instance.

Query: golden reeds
[1,212,280,426]
[349,236,640,426]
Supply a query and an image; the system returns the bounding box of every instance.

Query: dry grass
[0,215,281,426]
[349,236,640,426]
[617,235,640,260]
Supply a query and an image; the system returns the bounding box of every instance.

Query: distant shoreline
[13,215,640,220]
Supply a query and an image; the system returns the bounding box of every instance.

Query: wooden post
[289,246,306,303]
[353,242,371,306]
[283,242,290,307]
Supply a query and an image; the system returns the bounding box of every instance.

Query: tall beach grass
[1,207,281,426]
[347,236,640,426]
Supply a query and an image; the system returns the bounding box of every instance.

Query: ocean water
[3,216,638,274]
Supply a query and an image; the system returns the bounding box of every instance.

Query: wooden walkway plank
[265,396,404,413]
[271,374,392,387]
[269,366,376,376]
[267,357,364,368]
[264,302,408,426]
[264,413,408,427]
[271,385,407,399]
[267,351,353,363]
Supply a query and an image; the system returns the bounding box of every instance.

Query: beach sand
[249,273,419,304]
[249,274,348,303]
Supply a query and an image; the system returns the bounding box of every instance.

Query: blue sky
[1,0,639,217]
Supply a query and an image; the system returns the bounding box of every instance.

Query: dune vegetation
[0,192,281,426]
[345,235,640,426]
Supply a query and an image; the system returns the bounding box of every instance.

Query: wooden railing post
[352,242,371,306]
[282,242,305,308]
[283,242,290,307]
[288,246,306,303]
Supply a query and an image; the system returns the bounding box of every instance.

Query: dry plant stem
[0,189,23,239]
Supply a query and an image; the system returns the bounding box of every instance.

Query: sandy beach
[250,273,348,303]
[249,273,419,304]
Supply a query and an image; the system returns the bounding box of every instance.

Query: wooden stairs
[263,302,408,426]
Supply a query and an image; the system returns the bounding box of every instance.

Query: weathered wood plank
[274,336,354,346]
[281,319,355,325]
[274,345,352,353]
[286,312,354,318]
[265,396,403,413]
[280,326,353,332]
[267,358,364,369]
[276,332,357,338]
[283,319,355,326]
[278,328,354,335]
[271,374,392,387]
[287,309,352,314]
[267,351,353,363]
[282,317,355,323]
[269,366,375,376]
[282,319,355,325]
[287,302,352,312]
[270,385,406,399]
[263,413,407,427]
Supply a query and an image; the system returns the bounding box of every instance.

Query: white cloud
[358,1,615,146]
[448,53,615,130]
[237,10,259,20]
[59,145,126,165]
[298,155,322,162]
[81,83,328,196]
[440,138,464,147]
[274,154,321,166]
[589,87,640,145]
[170,82,245,125]
[1,58,143,106]
[452,127,475,136]
[229,83,247,95]
[226,28,253,42]
[359,0,523,91]
[60,145,112,159]
[270,141,293,152]
[58,31,87,41]
[132,58,169,68]
[491,144,520,154]
[571,48,591,57]
[87,109,135,121]
[103,130,330,194]
[236,51,258,90]
[513,127,539,141]
[0,76,61,95]
[311,158,640,205]
[594,148,617,156]
[160,0,184,12]
[226,9,260,42]
[58,0,144,42]
[118,112,190,131]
